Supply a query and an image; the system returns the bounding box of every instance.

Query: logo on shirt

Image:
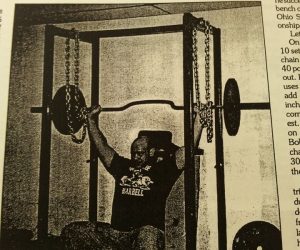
[120,165,154,196]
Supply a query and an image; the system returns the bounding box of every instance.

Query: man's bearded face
[131,138,149,168]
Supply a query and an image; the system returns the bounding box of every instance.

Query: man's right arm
[86,105,116,169]
[175,111,203,170]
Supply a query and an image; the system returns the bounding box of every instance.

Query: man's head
[131,136,154,168]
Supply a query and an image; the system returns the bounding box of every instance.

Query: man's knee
[61,221,113,250]
[61,221,95,238]
[134,225,164,250]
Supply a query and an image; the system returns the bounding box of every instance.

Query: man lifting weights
[61,105,203,249]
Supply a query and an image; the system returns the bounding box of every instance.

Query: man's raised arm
[86,105,116,169]
[193,112,203,149]
[176,112,203,170]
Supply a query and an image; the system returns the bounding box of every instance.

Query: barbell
[31,78,270,137]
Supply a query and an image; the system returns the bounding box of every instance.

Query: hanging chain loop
[192,19,213,143]
[204,20,213,143]
[192,26,202,121]
[65,28,87,144]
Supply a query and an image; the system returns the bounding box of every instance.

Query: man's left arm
[175,112,203,170]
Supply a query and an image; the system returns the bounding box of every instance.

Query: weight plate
[232,221,282,250]
[51,85,86,135]
[224,78,240,136]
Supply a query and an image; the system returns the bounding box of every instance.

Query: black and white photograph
[0,2,286,249]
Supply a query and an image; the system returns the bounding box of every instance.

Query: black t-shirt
[108,153,182,231]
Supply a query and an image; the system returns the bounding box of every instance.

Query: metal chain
[204,21,213,143]
[65,37,71,87]
[192,19,213,143]
[65,35,73,135]
[192,27,204,124]
[74,29,80,115]
[204,21,210,102]
[65,29,87,144]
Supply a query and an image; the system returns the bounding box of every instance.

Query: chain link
[74,29,80,114]
[65,29,87,144]
[204,21,213,143]
[192,27,202,121]
[192,19,213,143]
[65,35,73,135]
